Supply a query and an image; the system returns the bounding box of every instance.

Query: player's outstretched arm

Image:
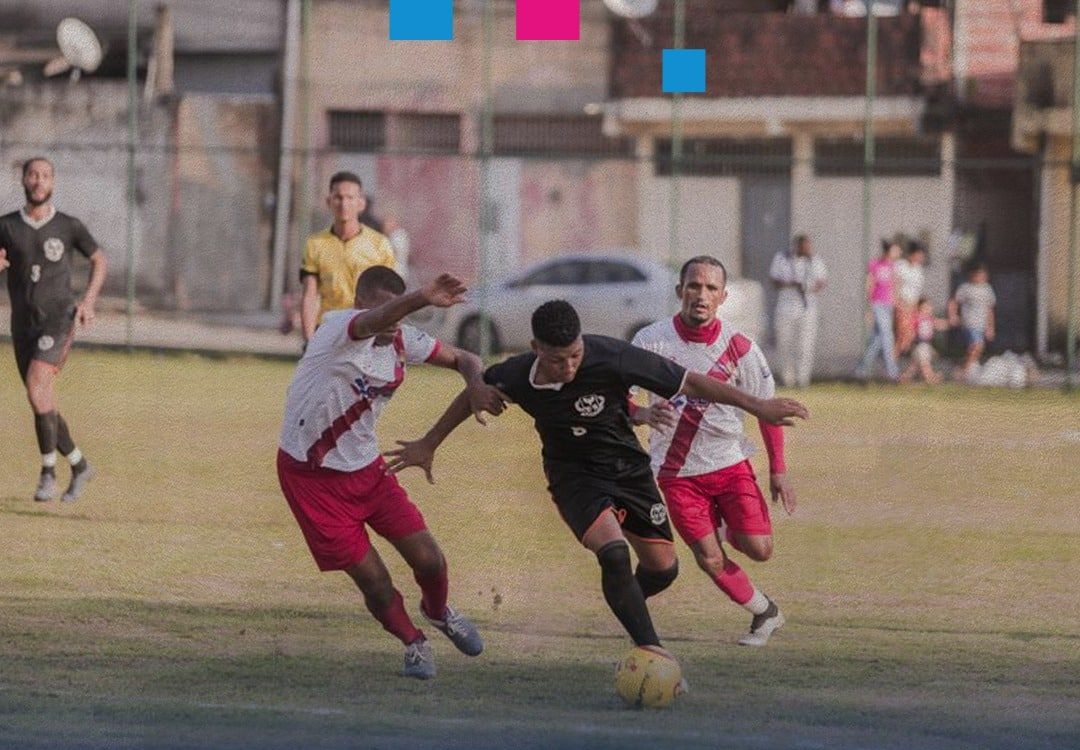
[679,372,809,426]
[426,345,507,425]
[384,389,476,483]
[349,273,467,341]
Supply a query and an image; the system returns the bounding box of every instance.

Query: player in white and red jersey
[631,256,798,647]
[277,266,505,679]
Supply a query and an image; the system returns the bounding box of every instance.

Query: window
[654,138,793,177]
[521,261,590,286]
[328,111,386,152]
[493,115,633,158]
[1045,0,1073,23]
[813,136,942,177]
[587,261,647,284]
[393,113,461,153]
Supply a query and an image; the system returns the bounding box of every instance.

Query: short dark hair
[22,157,53,178]
[532,300,581,347]
[329,171,363,191]
[793,233,808,247]
[355,265,405,298]
[678,255,727,286]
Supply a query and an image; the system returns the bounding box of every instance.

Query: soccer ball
[614,646,684,709]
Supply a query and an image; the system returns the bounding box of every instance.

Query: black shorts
[544,458,674,544]
[11,308,76,382]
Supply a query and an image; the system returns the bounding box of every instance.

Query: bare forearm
[348,290,430,340]
[454,350,485,388]
[680,372,759,414]
[421,390,473,449]
[301,283,319,340]
[84,251,107,302]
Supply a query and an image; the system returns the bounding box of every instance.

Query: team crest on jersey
[43,238,65,262]
[574,394,605,417]
[649,503,668,525]
[37,335,55,351]
[30,264,41,283]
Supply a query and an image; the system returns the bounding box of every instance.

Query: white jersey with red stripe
[631,316,775,479]
[278,309,440,472]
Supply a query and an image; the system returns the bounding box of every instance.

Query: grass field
[1,344,1078,750]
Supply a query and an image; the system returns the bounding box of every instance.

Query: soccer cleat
[33,472,57,502]
[62,462,95,503]
[423,604,484,656]
[737,599,785,647]
[403,637,436,680]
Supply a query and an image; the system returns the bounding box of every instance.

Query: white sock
[41,451,58,469]
[66,448,83,465]
[743,589,770,615]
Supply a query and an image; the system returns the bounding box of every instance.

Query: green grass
[1,346,1078,749]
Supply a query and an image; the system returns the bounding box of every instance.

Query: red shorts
[276,449,427,571]
[658,460,772,545]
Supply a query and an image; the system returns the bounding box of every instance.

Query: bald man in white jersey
[632,256,798,646]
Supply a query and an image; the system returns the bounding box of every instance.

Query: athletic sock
[34,411,59,461]
[40,456,57,476]
[742,589,770,616]
[414,563,449,622]
[56,413,76,456]
[366,589,423,645]
[711,557,755,606]
[597,541,661,647]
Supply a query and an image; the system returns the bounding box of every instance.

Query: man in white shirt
[277,267,504,680]
[769,234,828,388]
[893,244,927,358]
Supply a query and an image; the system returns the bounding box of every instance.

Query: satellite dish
[45,17,103,80]
[603,0,658,20]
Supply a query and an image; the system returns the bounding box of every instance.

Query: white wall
[638,175,742,273]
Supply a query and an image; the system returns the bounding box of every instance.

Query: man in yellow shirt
[300,172,395,344]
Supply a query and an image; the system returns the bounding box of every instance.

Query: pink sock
[415,564,449,622]
[711,557,754,605]
[368,589,423,645]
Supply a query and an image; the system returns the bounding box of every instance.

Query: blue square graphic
[662,49,706,94]
[390,0,453,41]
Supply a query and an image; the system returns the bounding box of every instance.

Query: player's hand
[421,274,468,308]
[465,383,507,425]
[755,397,808,426]
[0,247,8,273]
[383,438,437,484]
[75,299,97,327]
[633,402,678,432]
[769,472,797,515]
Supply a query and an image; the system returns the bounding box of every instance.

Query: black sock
[56,413,76,455]
[635,561,679,599]
[34,411,59,457]
[597,541,660,647]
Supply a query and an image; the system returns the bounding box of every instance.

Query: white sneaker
[33,472,57,502]
[62,462,95,502]
[403,638,436,680]
[423,604,483,656]
[737,600,785,647]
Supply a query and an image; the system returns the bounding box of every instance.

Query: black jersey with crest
[0,209,98,330]
[483,335,687,473]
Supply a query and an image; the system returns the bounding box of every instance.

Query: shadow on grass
[0,596,1077,750]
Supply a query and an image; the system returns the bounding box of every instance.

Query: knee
[596,541,633,580]
[743,538,773,562]
[411,548,446,580]
[693,550,726,578]
[636,560,678,597]
[346,566,395,607]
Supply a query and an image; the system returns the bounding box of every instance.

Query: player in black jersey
[386,300,808,661]
[0,158,107,502]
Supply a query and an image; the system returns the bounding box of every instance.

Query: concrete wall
[0,82,277,312]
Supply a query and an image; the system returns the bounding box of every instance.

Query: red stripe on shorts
[657,333,751,479]
[306,398,373,467]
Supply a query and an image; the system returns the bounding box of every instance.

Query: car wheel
[457,316,500,355]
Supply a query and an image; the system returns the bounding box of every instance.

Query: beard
[24,187,52,207]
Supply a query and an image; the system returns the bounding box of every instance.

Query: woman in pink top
[855,241,902,381]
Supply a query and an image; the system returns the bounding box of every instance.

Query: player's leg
[582,511,662,648]
[616,469,679,599]
[773,307,798,388]
[25,359,60,501]
[276,450,431,678]
[370,469,482,656]
[796,309,818,388]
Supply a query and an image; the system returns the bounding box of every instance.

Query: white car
[412,252,764,353]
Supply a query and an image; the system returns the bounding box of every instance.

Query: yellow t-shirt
[301,225,396,322]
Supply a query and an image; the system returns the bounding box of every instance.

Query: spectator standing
[893,244,927,358]
[856,241,902,382]
[769,234,828,388]
[948,263,996,380]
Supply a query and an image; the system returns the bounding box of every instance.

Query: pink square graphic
[516,0,580,41]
